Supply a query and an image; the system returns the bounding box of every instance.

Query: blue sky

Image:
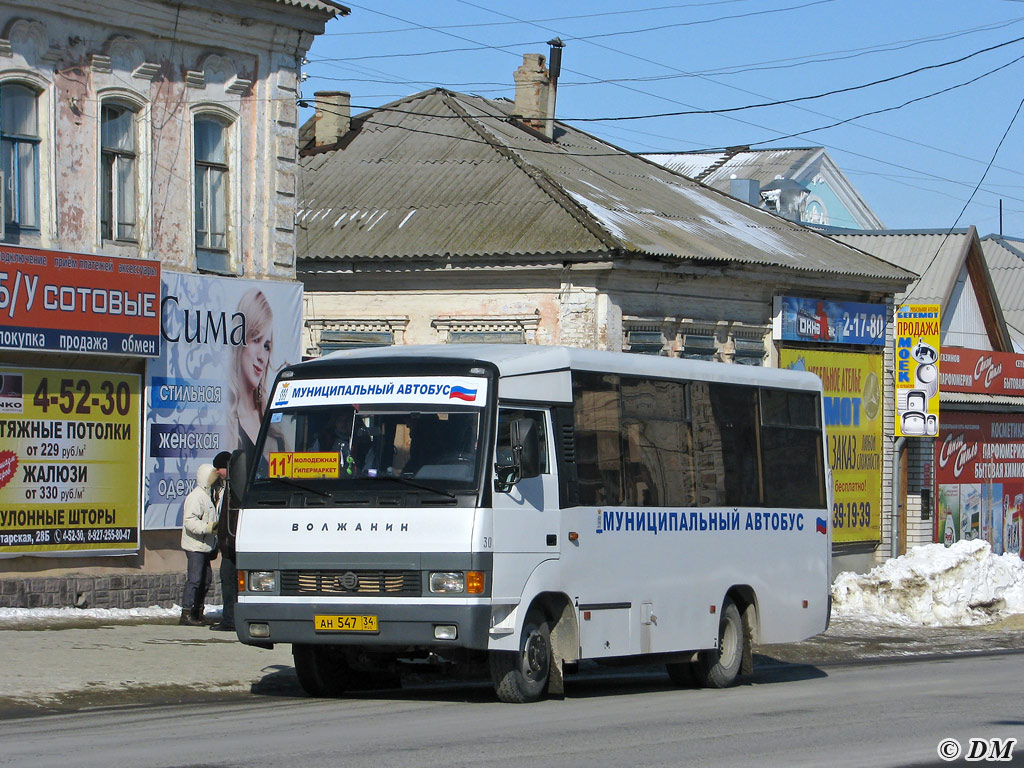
[303,0,1024,237]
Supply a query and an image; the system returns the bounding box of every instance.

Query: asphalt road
[2,614,1023,719]
[1,650,1022,768]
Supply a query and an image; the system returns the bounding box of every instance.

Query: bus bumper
[235,600,492,650]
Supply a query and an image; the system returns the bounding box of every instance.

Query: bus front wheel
[292,644,351,697]
[694,599,744,688]
[490,610,551,703]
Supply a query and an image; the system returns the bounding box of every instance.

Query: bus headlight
[430,571,464,593]
[247,571,277,592]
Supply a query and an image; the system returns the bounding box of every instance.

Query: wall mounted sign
[939,347,1024,396]
[774,296,886,346]
[895,304,941,437]
[0,245,160,357]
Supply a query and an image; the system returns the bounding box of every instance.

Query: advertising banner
[0,245,160,356]
[939,347,1024,396]
[782,349,883,543]
[894,304,941,437]
[936,412,1024,557]
[773,296,887,346]
[0,367,141,555]
[144,273,302,529]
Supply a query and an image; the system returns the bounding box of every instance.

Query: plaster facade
[0,0,339,607]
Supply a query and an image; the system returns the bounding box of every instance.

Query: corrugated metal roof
[298,89,914,283]
[981,235,1024,343]
[830,229,972,304]
[643,147,822,188]
[942,391,1024,407]
[275,0,348,14]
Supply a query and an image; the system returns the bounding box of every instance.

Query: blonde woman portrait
[229,288,274,457]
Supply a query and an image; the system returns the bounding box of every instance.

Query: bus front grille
[280,570,421,596]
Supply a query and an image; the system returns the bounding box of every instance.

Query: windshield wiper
[261,475,332,499]
[367,474,457,499]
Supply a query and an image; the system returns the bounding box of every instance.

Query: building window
[432,315,539,344]
[680,333,716,361]
[194,116,230,272]
[448,330,525,344]
[732,337,765,366]
[101,103,137,241]
[1,83,40,232]
[625,329,666,355]
[319,330,393,355]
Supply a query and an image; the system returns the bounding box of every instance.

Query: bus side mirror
[228,448,249,507]
[494,418,540,493]
[514,418,540,479]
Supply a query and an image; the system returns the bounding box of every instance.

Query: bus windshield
[255,405,483,488]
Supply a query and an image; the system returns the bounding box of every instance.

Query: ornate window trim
[622,316,769,365]
[305,317,408,357]
[431,314,540,344]
[191,106,239,274]
[97,88,150,252]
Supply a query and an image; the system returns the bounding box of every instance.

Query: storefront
[0,245,160,558]
[0,254,303,608]
[774,295,888,570]
[936,348,1024,558]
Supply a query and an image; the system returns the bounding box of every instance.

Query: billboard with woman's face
[144,272,302,529]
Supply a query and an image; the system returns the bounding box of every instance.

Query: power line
[306,2,1024,229]
[320,0,756,36]
[322,0,836,62]
[563,35,1024,122]
[306,42,1024,124]
[442,0,1024,195]
[305,17,1024,88]
[898,92,1024,310]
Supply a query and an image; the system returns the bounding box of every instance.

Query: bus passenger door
[490,408,560,606]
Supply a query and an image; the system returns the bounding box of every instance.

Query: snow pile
[832,539,1024,626]
[0,604,215,627]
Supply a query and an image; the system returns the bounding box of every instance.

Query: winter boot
[179,608,204,627]
[193,604,216,625]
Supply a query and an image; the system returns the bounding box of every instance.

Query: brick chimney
[313,91,350,147]
[513,54,551,137]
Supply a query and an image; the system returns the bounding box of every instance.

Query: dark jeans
[183,550,214,612]
[219,551,237,627]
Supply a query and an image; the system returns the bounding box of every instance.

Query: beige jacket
[180,463,221,553]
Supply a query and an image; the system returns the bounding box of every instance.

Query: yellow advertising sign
[781,350,883,543]
[268,452,340,479]
[0,367,141,553]
[895,304,941,437]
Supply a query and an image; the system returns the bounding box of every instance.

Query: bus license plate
[314,614,378,632]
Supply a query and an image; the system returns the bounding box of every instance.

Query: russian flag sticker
[815,517,828,535]
[449,385,477,402]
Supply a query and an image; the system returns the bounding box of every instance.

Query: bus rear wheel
[694,599,744,689]
[292,644,352,697]
[490,610,551,703]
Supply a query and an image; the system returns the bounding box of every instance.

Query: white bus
[234,345,832,702]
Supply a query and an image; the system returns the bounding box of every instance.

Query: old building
[829,227,1017,560]
[296,53,915,572]
[0,0,345,608]
[644,146,884,230]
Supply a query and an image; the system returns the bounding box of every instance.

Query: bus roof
[298,344,823,392]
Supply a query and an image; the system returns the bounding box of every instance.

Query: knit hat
[213,451,231,469]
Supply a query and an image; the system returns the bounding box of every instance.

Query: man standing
[210,450,237,632]
[179,462,221,626]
